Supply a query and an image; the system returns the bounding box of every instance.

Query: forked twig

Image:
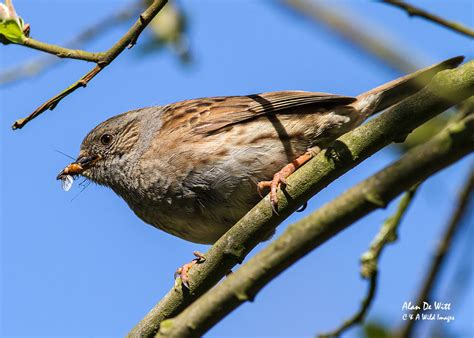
[11,0,168,130]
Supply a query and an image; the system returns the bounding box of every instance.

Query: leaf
[0,17,24,43]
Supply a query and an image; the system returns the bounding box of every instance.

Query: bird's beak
[56,155,101,180]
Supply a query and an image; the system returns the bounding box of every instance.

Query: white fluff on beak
[61,175,74,192]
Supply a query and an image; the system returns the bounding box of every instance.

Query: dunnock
[57,57,462,245]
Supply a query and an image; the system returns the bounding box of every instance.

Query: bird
[57,56,463,247]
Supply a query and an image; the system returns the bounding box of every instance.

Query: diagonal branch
[380,0,474,38]
[360,185,419,279]
[11,0,168,130]
[156,113,474,337]
[12,65,102,128]
[0,1,142,85]
[128,61,474,338]
[398,167,474,338]
[319,186,419,338]
[318,272,379,338]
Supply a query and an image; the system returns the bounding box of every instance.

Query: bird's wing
[159,91,357,134]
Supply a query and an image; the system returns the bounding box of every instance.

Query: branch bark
[11,0,168,130]
[128,61,474,338]
[157,113,474,337]
[319,186,419,337]
[381,0,474,38]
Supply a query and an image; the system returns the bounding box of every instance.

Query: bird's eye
[100,133,113,145]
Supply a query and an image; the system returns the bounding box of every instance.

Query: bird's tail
[354,56,465,117]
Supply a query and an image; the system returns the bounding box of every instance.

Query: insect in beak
[56,155,100,191]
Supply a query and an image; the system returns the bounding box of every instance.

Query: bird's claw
[174,251,206,289]
[296,202,308,212]
[257,172,289,214]
[257,151,315,214]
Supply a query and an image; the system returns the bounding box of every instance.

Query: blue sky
[1,1,473,337]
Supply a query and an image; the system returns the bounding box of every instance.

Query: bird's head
[57,111,142,187]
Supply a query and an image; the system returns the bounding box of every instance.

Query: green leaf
[0,18,24,43]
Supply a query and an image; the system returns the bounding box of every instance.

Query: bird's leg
[174,251,206,289]
[257,147,320,213]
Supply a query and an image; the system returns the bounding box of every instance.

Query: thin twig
[8,1,140,61]
[12,65,102,128]
[318,273,379,338]
[19,37,105,62]
[398,168,474,338]
[155,114,474,337]
[0,1,142,85]
[128,60,473,338]
[380,0,474,38]
[360,186,418,279]
[319,186,419,338]
[11,0,168,130]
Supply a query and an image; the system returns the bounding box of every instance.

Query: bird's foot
[257,151,315,214]
[257,173,288,214]
[174,251,206,289]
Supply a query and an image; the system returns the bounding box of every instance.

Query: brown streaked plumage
[57,56,463,244]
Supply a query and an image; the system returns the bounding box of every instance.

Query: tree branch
[380,0,474,38]
[0,1,142,85]
[319,186,419,338]
[318,273,379,338]
[156,113,474,337]
[128,61,474,338]
[398,167,474,338]
[19,37,105,62]
[11,0,168,130]
[11,65,103,128]
[360,185,418,279]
